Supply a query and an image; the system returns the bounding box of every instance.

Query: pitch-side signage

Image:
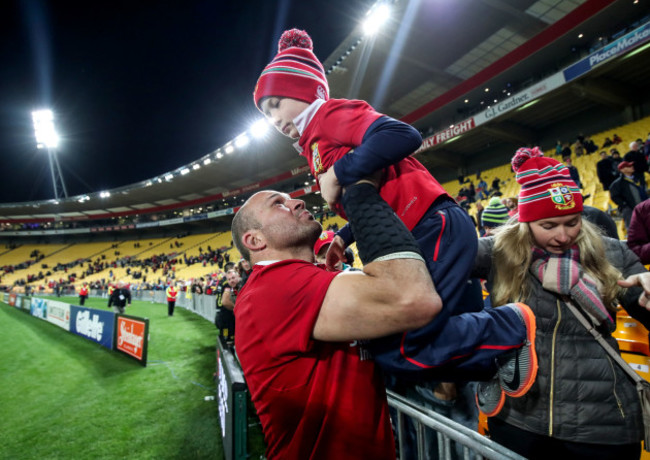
[46,300,71,331]
[30,297,48,320]
[114,314,149,365]
[69,306,115,349]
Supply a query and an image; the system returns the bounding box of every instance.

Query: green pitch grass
[0,296,265,459]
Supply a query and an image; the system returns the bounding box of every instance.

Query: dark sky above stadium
[0,0,372,203]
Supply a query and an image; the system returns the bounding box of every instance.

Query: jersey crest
[311,142,324,175]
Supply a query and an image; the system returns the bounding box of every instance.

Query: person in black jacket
[596,150,619,191]
[610,161,648,229]
[108,281,131,314]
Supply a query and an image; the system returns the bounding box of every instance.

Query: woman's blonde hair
[491,217,621,309]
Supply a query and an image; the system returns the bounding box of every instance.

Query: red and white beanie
[511,146,583,222]
[253,29,329,110]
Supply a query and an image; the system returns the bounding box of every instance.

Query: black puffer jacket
[474,236,644,445]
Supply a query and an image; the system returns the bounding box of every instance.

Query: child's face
[260,97,310,139]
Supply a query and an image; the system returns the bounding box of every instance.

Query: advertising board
[216,339,248,460]
[69,306,115,349]
[114,314,149,365]
[46,300,71,331]
[30,297,48,320]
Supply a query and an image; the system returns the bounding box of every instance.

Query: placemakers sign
[69,306,115,350]
[114,314,149,366]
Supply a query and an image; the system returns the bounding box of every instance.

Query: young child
[254,28,536,415]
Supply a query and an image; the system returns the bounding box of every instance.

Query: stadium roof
[2,0,648,222]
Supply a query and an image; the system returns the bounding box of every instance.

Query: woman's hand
[325,235,346,272]
[618,273,650,309]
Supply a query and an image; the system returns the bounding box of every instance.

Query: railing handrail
[387,390,525,460]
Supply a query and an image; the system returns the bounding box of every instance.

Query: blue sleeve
[335,223,354,246]
[332,116,422,186]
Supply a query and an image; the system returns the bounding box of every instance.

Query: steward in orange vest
[166,284,179,317]
[79,283,89,306]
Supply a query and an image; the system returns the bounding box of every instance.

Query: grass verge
[0,296,264,459]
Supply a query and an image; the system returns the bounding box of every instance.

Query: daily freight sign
[70,306,115,350]
[114,315,149,365]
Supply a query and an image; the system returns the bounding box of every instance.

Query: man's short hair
[231,204,261,263]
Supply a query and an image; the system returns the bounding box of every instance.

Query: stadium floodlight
[32,109,68,200]
[180,167,190,175]
[203,158,212,165]
[225,144,235,154]
[99,191,111,198]
[250,119,270,138]
[192,163,201,170]
[235,134,249,148]
[216,152,224,159]
[164,173,174,181]
[32,109,59,149]
[363,4,391,36]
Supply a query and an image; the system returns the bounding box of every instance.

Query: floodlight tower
[32,109,68,200]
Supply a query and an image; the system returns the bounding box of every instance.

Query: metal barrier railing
[387,390,525,460]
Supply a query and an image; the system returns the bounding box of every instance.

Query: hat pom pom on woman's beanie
[511,146,544,173]
[278,29,313,52]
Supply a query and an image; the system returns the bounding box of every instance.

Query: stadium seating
[2,115,650,291]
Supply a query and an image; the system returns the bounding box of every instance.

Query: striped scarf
[530,246,614,326]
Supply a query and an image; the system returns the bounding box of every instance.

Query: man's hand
[325,235,346,272]
[318,167,342,210]
[618,273,650,309]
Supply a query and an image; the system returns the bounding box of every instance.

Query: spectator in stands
[626,198,650,264]
[613,133,623,144]
[473,146,647,459]
[215,262,236,342]
[254,29,538,445]
[582,205,619,240]
[166,282,179,316]
[232,183,538,459]
[602,136,614,148]
[561,142,572,158]
[610,161,648,229]
[481,197,509,237]
[474,201,485,236]
[596,150,619,191]
[237,258,252,285]
[644,133,650,159]
[555,140,563,156]
[624,140,647,189]
[78,282,89,306]
[562,155,582,188]
[490,177,502,196]
[611,148,623,167]
[573,140,584,157]
[504,197,518,217]
[221,268,242,344]
[108,281,131,314]
[583,136,598,155]
[476,177,488,200]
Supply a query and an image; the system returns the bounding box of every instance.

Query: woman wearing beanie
[473,146,650,459]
